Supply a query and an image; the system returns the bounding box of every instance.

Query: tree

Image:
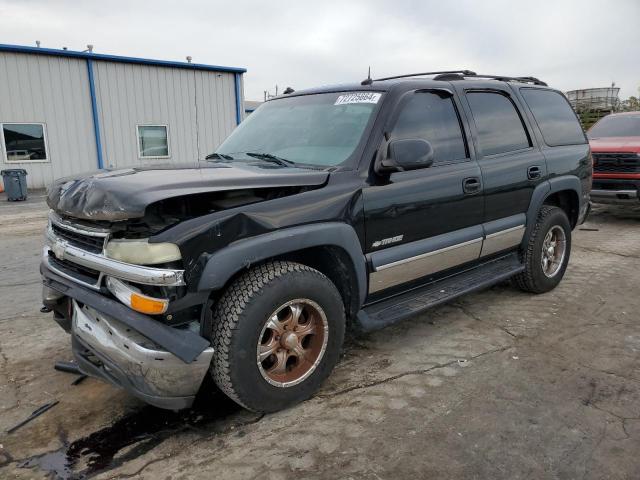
[620,96,639,111]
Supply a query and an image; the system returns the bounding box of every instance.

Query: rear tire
[209,261,345,412]
[512,205,571,294]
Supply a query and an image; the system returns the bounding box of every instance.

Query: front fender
[197,222,367,307]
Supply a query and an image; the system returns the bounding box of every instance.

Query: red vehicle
[588,112,640,204]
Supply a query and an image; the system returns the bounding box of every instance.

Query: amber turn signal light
[130,292,169,315]
[106,276,169,315]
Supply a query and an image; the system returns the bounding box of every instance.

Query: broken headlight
[105,239,181,265]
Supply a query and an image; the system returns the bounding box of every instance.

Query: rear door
[455,84,547,256]
[363,89,484,295]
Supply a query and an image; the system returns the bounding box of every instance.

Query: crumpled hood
[46,162,329,221]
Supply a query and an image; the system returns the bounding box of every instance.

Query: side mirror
[377,138,434,173]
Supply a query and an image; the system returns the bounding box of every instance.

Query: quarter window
[466,92,531,156]
[1,123,49,162]
[390,91,468,165]
[137,125,169,158]
[521,89,586,146]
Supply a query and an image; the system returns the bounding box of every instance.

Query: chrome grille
[51,223,106,253]
[44,211,185,291]
[593,152,640,174]
[47,212,110,289]
[48,251,101,285]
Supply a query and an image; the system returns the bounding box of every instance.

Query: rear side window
[390,91,467,165]
[521,89,586,146]
[466,92,531,156]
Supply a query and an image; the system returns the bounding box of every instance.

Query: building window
[137,125,170,158]
[1,123,49,162]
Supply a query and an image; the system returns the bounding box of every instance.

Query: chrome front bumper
[71,301,214,410]
[590,189,639,205]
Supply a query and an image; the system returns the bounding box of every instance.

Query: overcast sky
[1,0,638,100]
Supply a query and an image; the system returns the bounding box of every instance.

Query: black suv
[41,71,592,412]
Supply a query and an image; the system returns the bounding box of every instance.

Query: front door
[363,89,484,296]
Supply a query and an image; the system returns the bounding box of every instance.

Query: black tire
[512,205,572,294]
[209,261,345,412]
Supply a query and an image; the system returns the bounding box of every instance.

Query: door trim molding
[366,214,527,294]
[376,237,483,271]
[480,225,524,257]
[480,213,525,257]
[368,224,484,270]
[369,237,482,294]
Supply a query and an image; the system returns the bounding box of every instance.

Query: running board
[356,253,524,332]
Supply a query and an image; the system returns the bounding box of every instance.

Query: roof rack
[469,74,548,86]
[369,70,477,83]
[363,70,547,87]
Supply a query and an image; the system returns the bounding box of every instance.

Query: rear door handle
[527,165,542,180]
[463,177,481,195]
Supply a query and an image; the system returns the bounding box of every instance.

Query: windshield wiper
[205,152,234,160]
[244,152,296,167]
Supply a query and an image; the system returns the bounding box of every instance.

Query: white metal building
[0,44,246,188]
[566,87,621,111]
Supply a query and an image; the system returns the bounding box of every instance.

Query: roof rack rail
[469,74,548,86]
[371,70,477,82]
[364,70,547,86]
[433,73,465,81]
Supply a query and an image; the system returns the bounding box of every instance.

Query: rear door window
[389,91,468,165]
[466,92,531,156]
[521,89,586,146]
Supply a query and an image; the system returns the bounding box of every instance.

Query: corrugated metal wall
[194,69,239,156]
[93,61,239,169]
[0,52,241,188]
[0,52,98,188]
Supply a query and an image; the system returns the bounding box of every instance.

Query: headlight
[105,239,181,265]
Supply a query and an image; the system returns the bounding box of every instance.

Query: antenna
[186,56,192,64]
[361,66,373,86]
[35,40,41,48]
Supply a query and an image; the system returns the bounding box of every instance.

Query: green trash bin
[1,169,28,201]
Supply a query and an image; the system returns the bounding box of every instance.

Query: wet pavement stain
[18,386,260,479]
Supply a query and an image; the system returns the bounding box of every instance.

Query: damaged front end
[41,162,335,409]
[41,210,214,410]
[72,302,213,410]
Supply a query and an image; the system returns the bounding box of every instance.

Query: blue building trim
[86,59,104,169]
[0,43,246,74]
[234,73,243,125]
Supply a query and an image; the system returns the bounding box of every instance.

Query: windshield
[215,91,382,167]
[588,115,640,138]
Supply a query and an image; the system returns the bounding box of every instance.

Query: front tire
[209,261,345,412]
[513,205,572,294]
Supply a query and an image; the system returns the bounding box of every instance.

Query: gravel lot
[0,192,639,480]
